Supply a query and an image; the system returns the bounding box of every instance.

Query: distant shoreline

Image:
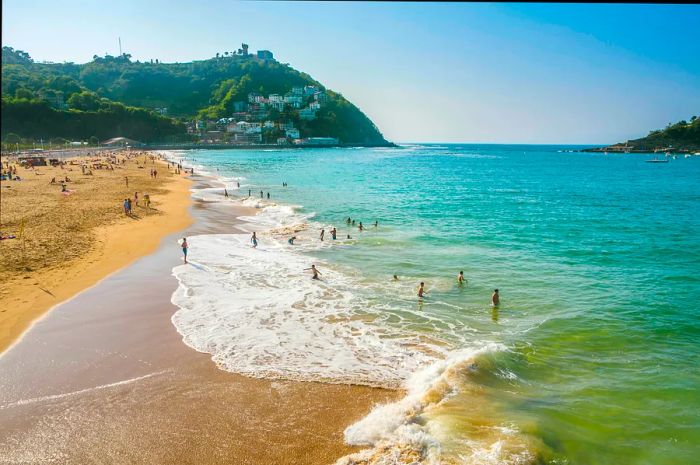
[143,142,398,150]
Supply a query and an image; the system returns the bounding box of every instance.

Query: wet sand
[0,175,398,464]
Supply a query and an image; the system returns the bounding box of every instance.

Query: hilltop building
[257,50,274,60]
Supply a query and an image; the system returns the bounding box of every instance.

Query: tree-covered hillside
[1,46,389,145]
[626,116,700,151]
[584,115,700,153]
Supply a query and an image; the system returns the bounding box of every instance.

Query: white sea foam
[2,370,168,409]
[171,233,438,387]
[167,154,534,464]
[337,345,508,464]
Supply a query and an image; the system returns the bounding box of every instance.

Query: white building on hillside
[300,107,317,120]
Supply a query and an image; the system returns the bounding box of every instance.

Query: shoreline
[0,156,193,353]
[0,168,400,464]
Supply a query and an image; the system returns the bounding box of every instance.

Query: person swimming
[393,274,399,281]
[305,264,322,280]
[417,282,426,298]
[251,232,258,248]
[492,289,500,306]
[457,271,466,285]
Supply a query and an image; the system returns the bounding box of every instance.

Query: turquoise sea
[171,145,700,464]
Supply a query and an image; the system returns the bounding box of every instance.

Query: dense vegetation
[1,46,389,145]
[2,95,186,143]
[626,116,700,151]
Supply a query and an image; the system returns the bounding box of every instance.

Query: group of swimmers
[406,273,499,306]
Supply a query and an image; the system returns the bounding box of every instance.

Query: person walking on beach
[144,193,151,209]
[125,176,129,188]
[320,229,325,241]
[134,192,139,207]
[457,271,465,285]
[305,264,322,280]
[492,289,500,306]
[251,232,258,248]
[181,238,189,264]
[417,282,427,298]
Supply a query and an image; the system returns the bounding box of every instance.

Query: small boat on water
[647,147,671,163]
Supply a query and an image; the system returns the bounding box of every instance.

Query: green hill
[584,116,700,153]
[625,116,700,151]
[1,46,390,146]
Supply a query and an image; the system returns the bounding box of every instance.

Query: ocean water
[167,145,700,465]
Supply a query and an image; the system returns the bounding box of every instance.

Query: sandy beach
[0,169,398,464]
[0,151,192,353]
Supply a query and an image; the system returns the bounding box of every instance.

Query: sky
[2,1,700,144]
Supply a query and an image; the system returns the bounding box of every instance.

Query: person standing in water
[346,217,352,225]
[248,189,251,197]
[331,227,337,240]
[457,271,466,285]
[358,222,364,231]
[251,232,258,248]
[491,289,500,306]
[417,282,426,298]
[320,229,325,241]
[224,188,229,198]
[267,192,270,199]
[374,220,378,227]
[237,181,240,188]
[393,274,399,281]
[305,264,322,280]
[181,238,189,264]
[260,190,264,198]
[288,236,296,245]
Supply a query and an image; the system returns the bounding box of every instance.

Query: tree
[14,88,34,100]
[67,91,102,111]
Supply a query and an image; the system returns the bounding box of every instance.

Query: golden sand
[0,151,192,352]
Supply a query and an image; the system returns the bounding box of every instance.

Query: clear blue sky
[3,1,699,144]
